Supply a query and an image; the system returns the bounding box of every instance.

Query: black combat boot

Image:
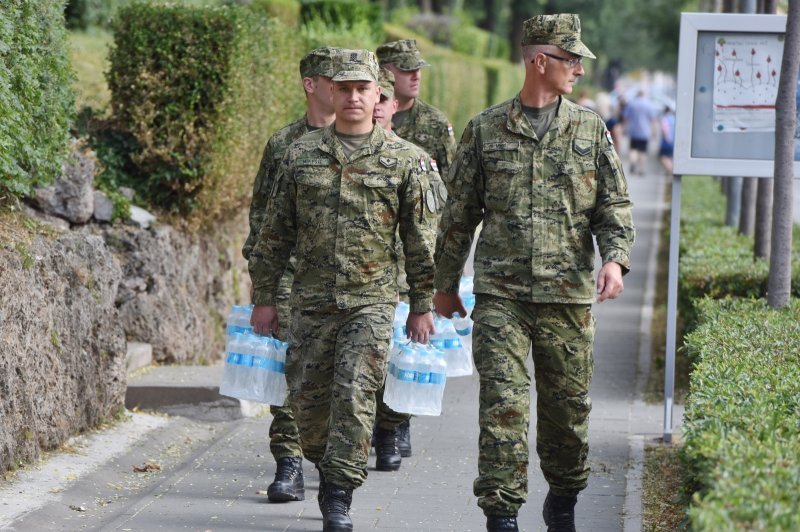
[267,457,305,502]
[373,427,401,471]
[322,483,354,532]
[486,515,519,531]
[316,465,326,515]
[396,418,412,457]
[542,490,577,532]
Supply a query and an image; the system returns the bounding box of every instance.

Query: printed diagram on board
[713,34,784,133]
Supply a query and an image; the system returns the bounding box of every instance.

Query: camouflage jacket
[242,116,309,260]
[249,124,439,314]
[394,98,456,203]
[434,95,635,304]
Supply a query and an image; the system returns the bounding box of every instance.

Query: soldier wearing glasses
[433,14,634,532]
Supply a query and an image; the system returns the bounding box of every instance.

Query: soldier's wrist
[251,290,277,307]
[409,296,433,314]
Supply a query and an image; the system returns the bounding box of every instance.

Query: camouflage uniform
[243,48,339,463]
[375,39,455,432]
[249,114,438,488]
[434,16,634,514]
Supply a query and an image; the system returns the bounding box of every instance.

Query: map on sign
[712,34,783,133]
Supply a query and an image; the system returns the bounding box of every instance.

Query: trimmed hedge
[1,0,74,197]
[300,0,383,43]
[106,2,304,223]
[678,177,800,331]
[681,297,800,530]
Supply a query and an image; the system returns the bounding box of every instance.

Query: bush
[246,0,301,26]
[678,177,800,331]
[681,297,800,530]
[0,0,74,198]
[106,2,304,224]
[300,0,383,44]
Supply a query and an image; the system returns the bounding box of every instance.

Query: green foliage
[302,14,381,51]
[64,0,124,30]
[68,27,113,114]
[681,298,800,531]
[300,0,383,44]
[678,177,800,332]
[1,0,74,199]
[245,0,301,26]
[106,2,304,224]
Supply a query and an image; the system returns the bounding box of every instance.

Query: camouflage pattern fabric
[286,302,394,488]
[434,94,634,303]
[521,14,595,59]
[393,98,456,194]
[243,117,311,461]
[471,295,594,515]
[376,39,430,71]
[249,123,438,315]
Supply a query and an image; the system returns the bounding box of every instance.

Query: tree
[767,0,799,308]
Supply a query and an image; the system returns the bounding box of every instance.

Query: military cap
[299,47,340,78]
[521,14,596,59]
[378,68,395,99]
[376,39,430,71]
[332,49,380,82]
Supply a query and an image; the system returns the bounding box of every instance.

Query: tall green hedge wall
[107,2,305,223]
[0,0,74,197]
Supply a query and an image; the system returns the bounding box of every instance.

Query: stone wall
[0,210,249,472]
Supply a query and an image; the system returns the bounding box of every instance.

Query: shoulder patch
[447,123,454,137]
[605,129,614,145]
[379,156,397,168]
[430,159,439,173]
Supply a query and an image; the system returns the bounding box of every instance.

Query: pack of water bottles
[383,341,447,416]
[219,305,288,405]
[430,315,472,377]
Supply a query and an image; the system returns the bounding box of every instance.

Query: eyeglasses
[537,52,582,68]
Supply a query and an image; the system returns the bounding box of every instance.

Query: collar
[506,94,575,141]
[318,123,387,163]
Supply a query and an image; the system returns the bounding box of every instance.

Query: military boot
[373,427,401,471]
[486,515,519,531]
[542,490,577,532]
[267,457,305,502]
[316,465,327,515]
[396,418,412,457]
[321,483,353,532]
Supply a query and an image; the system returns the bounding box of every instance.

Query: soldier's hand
[433,292,467,319]
[597,261,624,303]
[406,312,435,344]
[251,305,280,336]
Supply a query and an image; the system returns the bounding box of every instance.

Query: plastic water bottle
[412,343,433,414]
[428,346,447,415]
[451,312,472,336]
[271,338,288,404]
[220,332,245,399]
[384,344,416,413]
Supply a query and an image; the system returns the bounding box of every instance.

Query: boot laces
[275,458,300,481]
[324,488,352,515]
[375,429,399,455]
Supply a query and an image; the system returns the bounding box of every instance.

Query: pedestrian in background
[623,88,658,175]
[432,14,635,532]
[659,103,675,176]
[249,49,439,531]
[243,46,341,504]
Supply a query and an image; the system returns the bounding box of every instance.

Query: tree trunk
[479,0,496,32]
[739,177,757,236]
[754,178,773,259]
[508,0,527,63]
[767,0,799,308]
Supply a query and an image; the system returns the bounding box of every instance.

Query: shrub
[106,2,304,224]
[0,0,74,198]
[300,0,383,44]
[681,297,800,530]
[64,0,122,30]
[246,0,301,26]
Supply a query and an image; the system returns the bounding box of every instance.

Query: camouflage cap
[378,68,395,99]
[376,39,430,71]
[332,49,380,82]
[521,14,596,59]
[299,47,340,78]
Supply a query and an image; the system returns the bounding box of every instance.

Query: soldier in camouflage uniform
[373,38,456,461]
[243,47,340,504]
[249,49,438,532]
[432,15,635,532]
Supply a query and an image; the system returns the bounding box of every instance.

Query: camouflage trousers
[286,302,394,489]
[268,292,302,460]
[472,294,595,517]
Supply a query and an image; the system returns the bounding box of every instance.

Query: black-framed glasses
[537,52,582,67]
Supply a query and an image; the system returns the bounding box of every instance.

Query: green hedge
[681,297,800,530]
[1,0,74,198]
[106,2,304,223]
[300,0,383,43]
[678,177,800,331]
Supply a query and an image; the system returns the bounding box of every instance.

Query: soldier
[432,14,635,532]
[249,49,438,532]
[373,38,456,462]
[243,46,340,504]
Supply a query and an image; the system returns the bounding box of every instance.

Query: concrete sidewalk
[0,163,678,532]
